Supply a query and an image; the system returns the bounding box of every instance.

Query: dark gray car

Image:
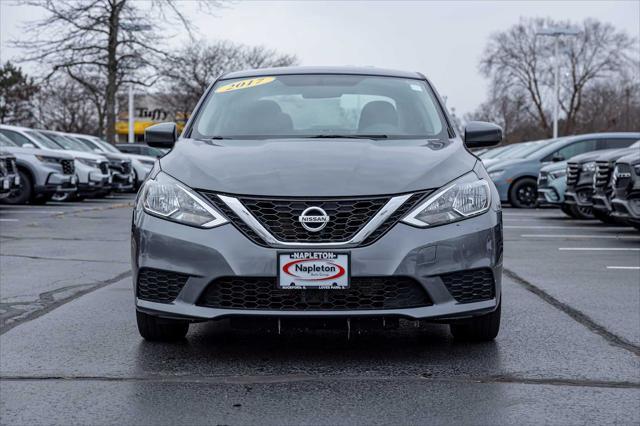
[132,67,503,342]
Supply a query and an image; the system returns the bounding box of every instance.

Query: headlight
[77,157,98,167]
[35,155,61,164]
[402,174,491,227]
[548,169,566,180]
[582,162,596,173]
[634,164,640,175]
[140,171,228,228]
[487,170,504,179]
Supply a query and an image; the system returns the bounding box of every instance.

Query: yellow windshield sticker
[215,76,276,93]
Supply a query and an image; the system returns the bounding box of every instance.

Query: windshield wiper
[304,134,388,140]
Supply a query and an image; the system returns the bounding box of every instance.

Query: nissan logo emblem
[298,206,330,232]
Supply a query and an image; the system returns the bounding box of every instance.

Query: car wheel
[570,204,594,220]
[1,170,32,204]
[136,311,189,341]
[31,193,52,205]
[508,178,538,208]
[560,204,574,217]
[592,209,622,225]
[450,302,501,342]
[51,192,74,202]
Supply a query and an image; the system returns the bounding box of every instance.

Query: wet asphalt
[0,195,639,425]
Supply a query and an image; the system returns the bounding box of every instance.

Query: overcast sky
[1,0,638,116]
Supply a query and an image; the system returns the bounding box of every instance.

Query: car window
[25,131,65,149]
[192,74,448,139]
[553,139,598,161]
[0,129,34,147]
[0,133,17,147]
[597,138,638,149]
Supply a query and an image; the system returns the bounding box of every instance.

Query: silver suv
[132,67,503,342]
[0,132,77,204]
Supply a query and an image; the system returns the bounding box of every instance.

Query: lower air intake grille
[197,277,432,310]
[137,268,190,303]
[61,159,75,175]
[441,268,495,303]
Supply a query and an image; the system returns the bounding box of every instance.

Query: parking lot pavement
[1,200,639,425]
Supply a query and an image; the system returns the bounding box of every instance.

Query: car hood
[568,149,617,164]
[160,138,476,196]
[540,161,567,173]
[119,152,156,162]
[100,151,131,162]
[485,157,532,171]
[40,147,107,161]
[1,145,75,159]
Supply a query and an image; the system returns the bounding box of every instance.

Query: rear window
[191,74,448,140]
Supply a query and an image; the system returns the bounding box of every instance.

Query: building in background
[115,94,188,143]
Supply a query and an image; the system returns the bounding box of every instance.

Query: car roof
[220,66,424,81]
[528,132,640,159]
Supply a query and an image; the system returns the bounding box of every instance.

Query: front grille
[238,196,389,243]
[4,158,16,175]
[566,162,580,187]
[537,171,549,187]
[136,268,190,303]
[61,159,75,175]
[99,161,109,174]
[108,160,131,175]
[613,163,633,191]
[122,161,131,174]
[594,161,612,189]
[197,277,432,310]
[441,268,495,303]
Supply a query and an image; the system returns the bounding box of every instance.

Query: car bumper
[611,196,640,223]
[537,188,562,205]
[592,190,612,213]
[491,179,510,202]
[78,173,109,196]
[109,172,135,191]
[564,186,593,207]
[0,174,20,196]
[133,208,503,322]
[34,173,77,194]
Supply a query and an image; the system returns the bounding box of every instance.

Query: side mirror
[145,122,177,149]
[551,154,565,162]
[464,121,502,148]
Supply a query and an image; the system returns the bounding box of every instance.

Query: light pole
[536,27,579,139]
[128,84,134,143]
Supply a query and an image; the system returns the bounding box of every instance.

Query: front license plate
[278,251,350,289]
[71,176,77,185]
[2,180,9,190]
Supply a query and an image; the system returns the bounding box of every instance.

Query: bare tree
[479,17,637,137]
[156,40,298,119]
[33,75,99,134]
[12,0,221,143]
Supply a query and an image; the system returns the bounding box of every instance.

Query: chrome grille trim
[217,193,414,248]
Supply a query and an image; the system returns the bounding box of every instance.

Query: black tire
[560,204,574,217]
[31,193,52,205]
[136,311,189,341]
[450,302,501,341]
[508,178,538,208]
[570,204,594,220]
[592,209,623,225]
[2,170,32,204]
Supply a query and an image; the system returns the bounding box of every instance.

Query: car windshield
[73,136,104,152]
[25,130,64,150]
[0,134,16,147]
[191,74,449,140]
[95,139,122,154]
[504,140,550,158]
[480,146,511,159]
[44,133,93,152]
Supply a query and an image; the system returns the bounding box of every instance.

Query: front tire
[508,178,538,208]
[450,303,501,341]
[136,311,189,341]
[1,170,32,204]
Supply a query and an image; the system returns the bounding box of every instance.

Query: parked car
[486,133,640,208]
[72,134,155,189]
[65,133,136,193]
[591,141,640,223]
[132,66,504,342]
[116,143,166,158]
[537,160,568,210]
[482,139,552,169]
[0,125,110,201]
[564,139,640,219]
[0,148,20,199]
[610,151,640,230]
[0,132,77,204]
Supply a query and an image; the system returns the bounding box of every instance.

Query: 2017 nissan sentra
[132,67,503,342]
